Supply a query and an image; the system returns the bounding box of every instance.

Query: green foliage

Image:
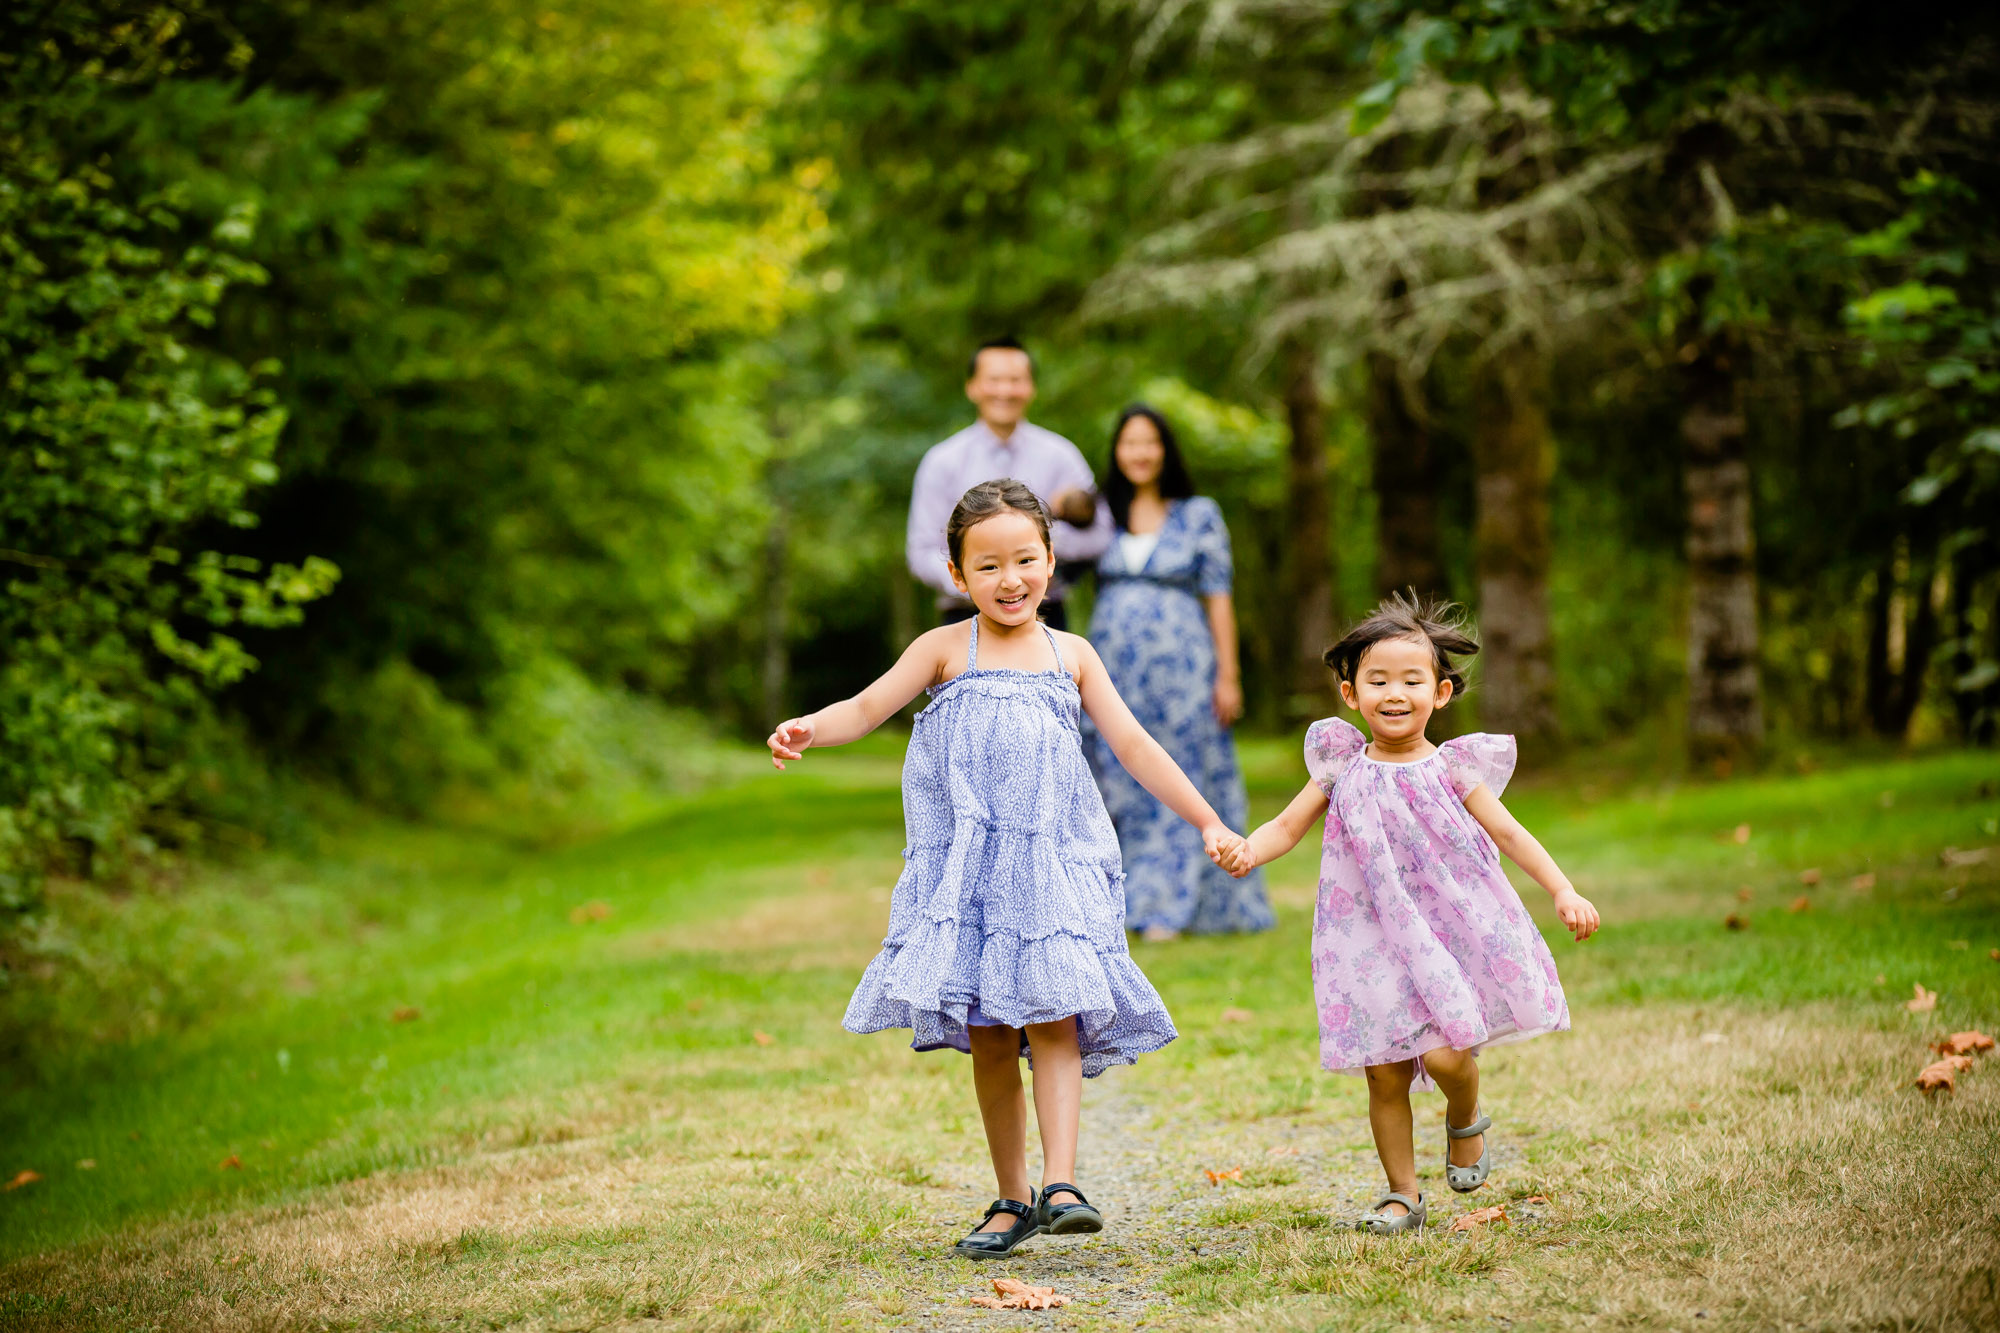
[195,0,818,738]
[1837,173,2000,735]
[0,4,336,909]
[3,0,828,921]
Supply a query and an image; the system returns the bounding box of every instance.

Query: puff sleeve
[1304,717,1366,794]
[1188,497,1235,597]
[1438,733,1517,800]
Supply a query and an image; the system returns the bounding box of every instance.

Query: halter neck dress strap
[1040,622,1066,676]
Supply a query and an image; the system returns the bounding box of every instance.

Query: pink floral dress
[1305,718,1569,1086]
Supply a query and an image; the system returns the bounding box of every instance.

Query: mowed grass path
[2,738,1998,1330]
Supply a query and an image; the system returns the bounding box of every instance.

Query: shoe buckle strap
[1446,1113,1492,1139]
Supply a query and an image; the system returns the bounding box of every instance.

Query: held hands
[767,717,816,770]
[1552,888,1601,942]
[1203,823,1255,879]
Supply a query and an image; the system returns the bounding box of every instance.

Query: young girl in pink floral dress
[1220,593,1599,1235]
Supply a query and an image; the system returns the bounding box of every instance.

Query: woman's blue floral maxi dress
[1085,497,1273,935]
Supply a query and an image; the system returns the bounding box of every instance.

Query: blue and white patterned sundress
[843,619,1178,1077]
[1086,497,1273,935]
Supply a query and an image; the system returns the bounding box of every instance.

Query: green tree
[0,3,335,912]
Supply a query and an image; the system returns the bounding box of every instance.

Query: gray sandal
[1445,1111,1492,1193]
[1357,1191,1426,1234]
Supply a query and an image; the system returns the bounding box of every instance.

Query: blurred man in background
[905,338,1111,630]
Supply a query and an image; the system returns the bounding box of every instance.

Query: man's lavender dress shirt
[906,419,1114,608]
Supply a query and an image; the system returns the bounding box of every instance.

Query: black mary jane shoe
[1036,1182,1104,1236]
[953,1189,1042,1259]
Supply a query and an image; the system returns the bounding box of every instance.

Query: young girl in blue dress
[768,479,1244,1259]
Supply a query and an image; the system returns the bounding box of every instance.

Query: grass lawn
[2,735,1998,1330]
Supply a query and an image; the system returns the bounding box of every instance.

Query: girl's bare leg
[969,1025,1033,1230]
[1364,1059,1419,1215]
[1422,1046,1485,1167]
[1025,1019,1084,1204]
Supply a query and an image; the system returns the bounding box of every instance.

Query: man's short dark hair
[967,337,1034,380]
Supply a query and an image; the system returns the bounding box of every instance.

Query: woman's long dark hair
[1101,403,1196,532]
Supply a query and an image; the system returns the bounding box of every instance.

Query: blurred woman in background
[1086,406,1273,941]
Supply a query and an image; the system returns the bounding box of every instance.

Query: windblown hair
[1102,403,1197,532]
[1324,591,1479,692]
[946,479,1053,570]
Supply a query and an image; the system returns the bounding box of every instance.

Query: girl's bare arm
[1226,780,1329,875]
[768,628,951,767]
[1461,786,1601,940]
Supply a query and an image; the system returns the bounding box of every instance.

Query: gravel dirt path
[858,1073,1534,1329]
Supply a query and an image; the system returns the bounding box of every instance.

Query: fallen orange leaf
[1204,1167,1243,1186]
[1219,1007,1254,1023]
[1850,872,1877,892]
[391,1006,421,1023]
[1916,1057,1972,1093]
[1797,867,1822,886]
[218,1155,242,1170]
[1907,983,1938,1013]
[1724,913,1748,931]
[1731,824,1751,845]
[1991,949,1999,962]
[3,1170,41,1191]
[1735,886,1753,903]
[568,901,613,924]
[1788,896,1811,913]
[1933,1031,1995,1057]
[1446,1204,1509,1232]
[970,1277,1071,1310]
[1521,1194,1550,1205]
[751,1030,775,1046]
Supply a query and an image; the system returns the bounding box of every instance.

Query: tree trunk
[1866,548,1940,739]
[1680,321,1762,767]
[1283,338,1335,717]
[1367,351,1443,600]
[1470,341,1559,747]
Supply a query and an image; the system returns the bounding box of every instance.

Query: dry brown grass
[1188,1006,2000,1332]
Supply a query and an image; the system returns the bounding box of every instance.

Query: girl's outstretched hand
[1552,888,1600,942]
[768,718,815,769]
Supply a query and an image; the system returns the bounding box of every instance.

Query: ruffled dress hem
[842,620,1178,1079]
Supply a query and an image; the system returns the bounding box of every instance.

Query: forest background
[4,0,1999,1058]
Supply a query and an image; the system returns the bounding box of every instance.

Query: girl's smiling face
[1339,635,1454,744]
[948,511,1051,625]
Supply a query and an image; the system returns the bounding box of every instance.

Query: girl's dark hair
[1324,592,1480,692]
[1102,403,1197,531]
[946,478,1053,569]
